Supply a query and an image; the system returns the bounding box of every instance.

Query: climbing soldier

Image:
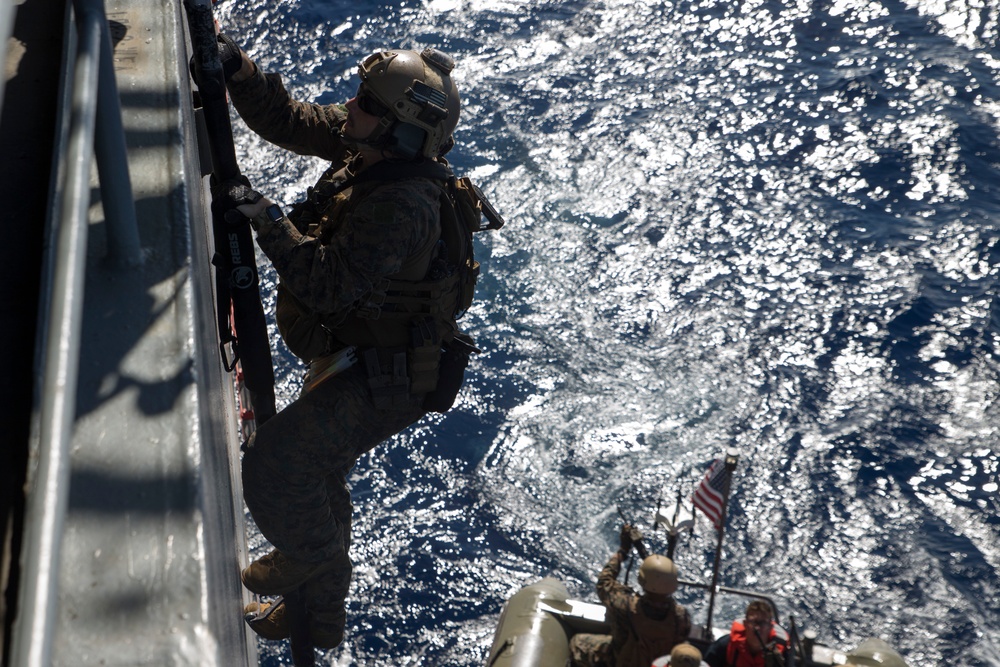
[206,37,493,648]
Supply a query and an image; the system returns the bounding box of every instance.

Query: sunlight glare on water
[214,0,1000,664]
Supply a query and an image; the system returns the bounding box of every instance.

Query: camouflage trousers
[242,363,425,641]
[569,633,613,667]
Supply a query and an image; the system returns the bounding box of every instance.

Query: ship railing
[10,0,138,665]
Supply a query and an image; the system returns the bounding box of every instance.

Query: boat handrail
[678,578,783,626]
[0,3,14,115]
[9,1,137,664]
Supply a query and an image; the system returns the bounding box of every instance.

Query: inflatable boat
[486,577,909,667]
[486,472,911,667]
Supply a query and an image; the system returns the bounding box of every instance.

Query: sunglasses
[355,85,390,117]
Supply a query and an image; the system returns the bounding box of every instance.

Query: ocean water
[213,0,1000,664]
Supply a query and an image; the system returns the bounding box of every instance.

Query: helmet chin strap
[340,115,398,155]
[340,128,384,152]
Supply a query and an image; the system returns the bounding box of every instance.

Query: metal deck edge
[49,0,256,664]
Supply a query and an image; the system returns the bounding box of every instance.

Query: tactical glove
[212,175,261,207]
[224,209,252,229]
[189,33,246,85]
[216,33,245,81]
[211,176,264,227]
[619,523,634,554]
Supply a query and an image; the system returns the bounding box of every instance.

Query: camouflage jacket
[597,551,692,667]
[227,65,444,360]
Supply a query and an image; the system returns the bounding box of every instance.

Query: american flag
[692,458,731,530]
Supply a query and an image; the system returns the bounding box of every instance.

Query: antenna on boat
[653,493,663,533]
[665,486,681,558]
[654,484,696,560]
[700,448,740,641]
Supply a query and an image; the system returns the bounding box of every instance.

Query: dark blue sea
[215,0,1000,664]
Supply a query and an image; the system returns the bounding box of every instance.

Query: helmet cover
[637,554,679,596]
[356,47,460,158]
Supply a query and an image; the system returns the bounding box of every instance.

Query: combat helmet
[354,47,460,160]
[670,643,703,667]
[637,554,679,596]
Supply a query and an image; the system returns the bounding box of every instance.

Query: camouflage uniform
[570,551,692,667]
[227,66,443,644]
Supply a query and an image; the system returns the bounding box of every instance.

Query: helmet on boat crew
[638,554,679,596]
[669,643,703,667]
[354,47,460,159]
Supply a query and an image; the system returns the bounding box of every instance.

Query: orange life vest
[725,620,787,667]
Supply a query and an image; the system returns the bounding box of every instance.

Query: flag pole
[703,448,740,640]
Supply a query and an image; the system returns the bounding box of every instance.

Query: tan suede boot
[243,599,344,648]
[244,600,289,641]
[241,549,335,595]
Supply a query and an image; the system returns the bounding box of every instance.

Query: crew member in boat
[652,642,708,667]
[703,600,788,667]
[207,35,470,648]
[569,524,692,667]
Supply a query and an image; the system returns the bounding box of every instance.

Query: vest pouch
[363,347,410,409]
[458,259,480,314]
[275,283,330,362]
[422,333,476,414]
[408,317,442,396]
